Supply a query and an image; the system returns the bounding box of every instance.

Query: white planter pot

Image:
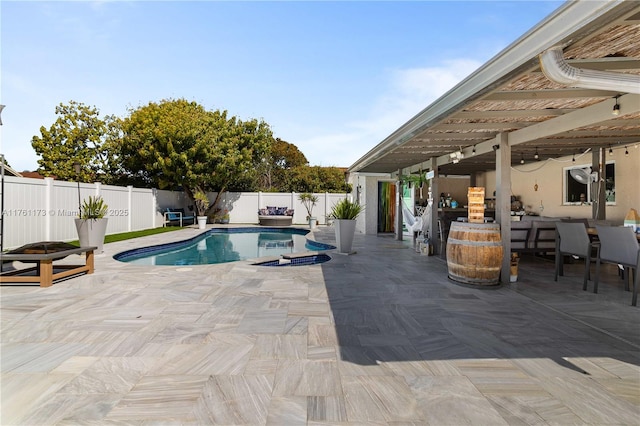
[309,217,317,230]
[334,219,357,254]
[75,218,108,254]
[197,216,207,230]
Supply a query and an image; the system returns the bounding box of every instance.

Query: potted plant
[194,190,210,230]
[209,208,230,224]
[330,198,364,254]
[219,209,230,224]
[299,193,319,229]
[74,195,109,254]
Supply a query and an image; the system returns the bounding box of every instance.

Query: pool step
[282,251,321,260]
[252,251,330,267]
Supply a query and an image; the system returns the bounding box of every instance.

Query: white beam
[510,94,640,146]
[495,133,511,286]
[484,88,619,101]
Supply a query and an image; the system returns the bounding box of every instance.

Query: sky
[1,0,564,173]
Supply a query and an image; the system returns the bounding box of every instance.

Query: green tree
[120,98,272,211]
[286,165,350,193]
[31,101,120,182]
[256,138,308,191]
[272,138,308,169]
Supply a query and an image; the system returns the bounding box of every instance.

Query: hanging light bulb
[612,97,620,116]
[572,153,575,162]
[472,145,476,155]
[520,153,525,164]
[609,146,613,156]
[534,147,539,160]
[625,146,629,156]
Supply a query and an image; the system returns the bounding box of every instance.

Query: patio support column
[495,133,512,285]
[428,158,440,254]
[469,172,477,187]
[592,147,606,220]
[396,168,403,241]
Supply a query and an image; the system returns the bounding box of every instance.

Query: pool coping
[112,226,336,265]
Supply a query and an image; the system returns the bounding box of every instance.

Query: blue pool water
[114,227,335,266]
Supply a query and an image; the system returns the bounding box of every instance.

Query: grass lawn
[68,226,186,247]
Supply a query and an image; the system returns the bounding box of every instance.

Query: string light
[612,96,620,116]
[572,153,575,162]
[534,147,539,160]
[472,145,476,155]
[625,146,629,156]
[609,146,613,156]
[520,153,525,164]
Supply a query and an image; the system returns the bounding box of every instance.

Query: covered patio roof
[349,1,640,177]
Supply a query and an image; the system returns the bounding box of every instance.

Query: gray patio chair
[555,222,599,291]
[594,225,640,306]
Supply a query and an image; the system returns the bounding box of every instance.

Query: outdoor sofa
[258,207,294,226]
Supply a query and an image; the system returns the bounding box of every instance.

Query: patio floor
[2,226,639,425]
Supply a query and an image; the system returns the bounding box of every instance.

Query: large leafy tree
[31,101,121,182]
[120,98,272,211]
[287,165,351,193]
[258,138,308,190]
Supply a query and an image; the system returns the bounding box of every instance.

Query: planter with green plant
[299,193,319,229]
[220,210,230,224]
[330,198,364,254]
[194,190,210,229]
[74,195,109,254]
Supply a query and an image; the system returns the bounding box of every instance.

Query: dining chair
[555,222,599,291]
[594,225,640,306]
[561,218,590,228]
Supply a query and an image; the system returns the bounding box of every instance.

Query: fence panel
[131,187,155,230]
[99,184,131,235]
[50,180,87,241]
[222,192,258,224]
[156,189,189,226]
[2,177,48,248]
[1,175,352,249]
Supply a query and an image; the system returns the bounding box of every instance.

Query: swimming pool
[114,227,335,266]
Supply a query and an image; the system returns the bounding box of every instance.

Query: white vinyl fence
[0,176,346,250]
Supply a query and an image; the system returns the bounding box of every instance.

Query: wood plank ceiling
[350,2,640,176]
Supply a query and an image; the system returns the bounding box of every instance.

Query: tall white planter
[334,219,357,254]
[197,216,207,230]
[75,218,108,254]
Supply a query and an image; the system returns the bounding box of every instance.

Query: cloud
[298,58,482,168]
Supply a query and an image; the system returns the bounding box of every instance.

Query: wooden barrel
[446,221,503,286]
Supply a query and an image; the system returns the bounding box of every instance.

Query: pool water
[114,228,334,266]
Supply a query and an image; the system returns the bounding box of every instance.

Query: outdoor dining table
[587,227,640,241]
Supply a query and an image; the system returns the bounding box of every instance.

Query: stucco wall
[431,176,471,206]
[479,148,639,223]
[354,147,638,235]
[356,174,476,235]
[356,174,393,235]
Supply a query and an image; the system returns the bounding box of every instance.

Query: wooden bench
[1,242,96,287]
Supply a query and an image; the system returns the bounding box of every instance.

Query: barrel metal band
[447,238,502,246]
